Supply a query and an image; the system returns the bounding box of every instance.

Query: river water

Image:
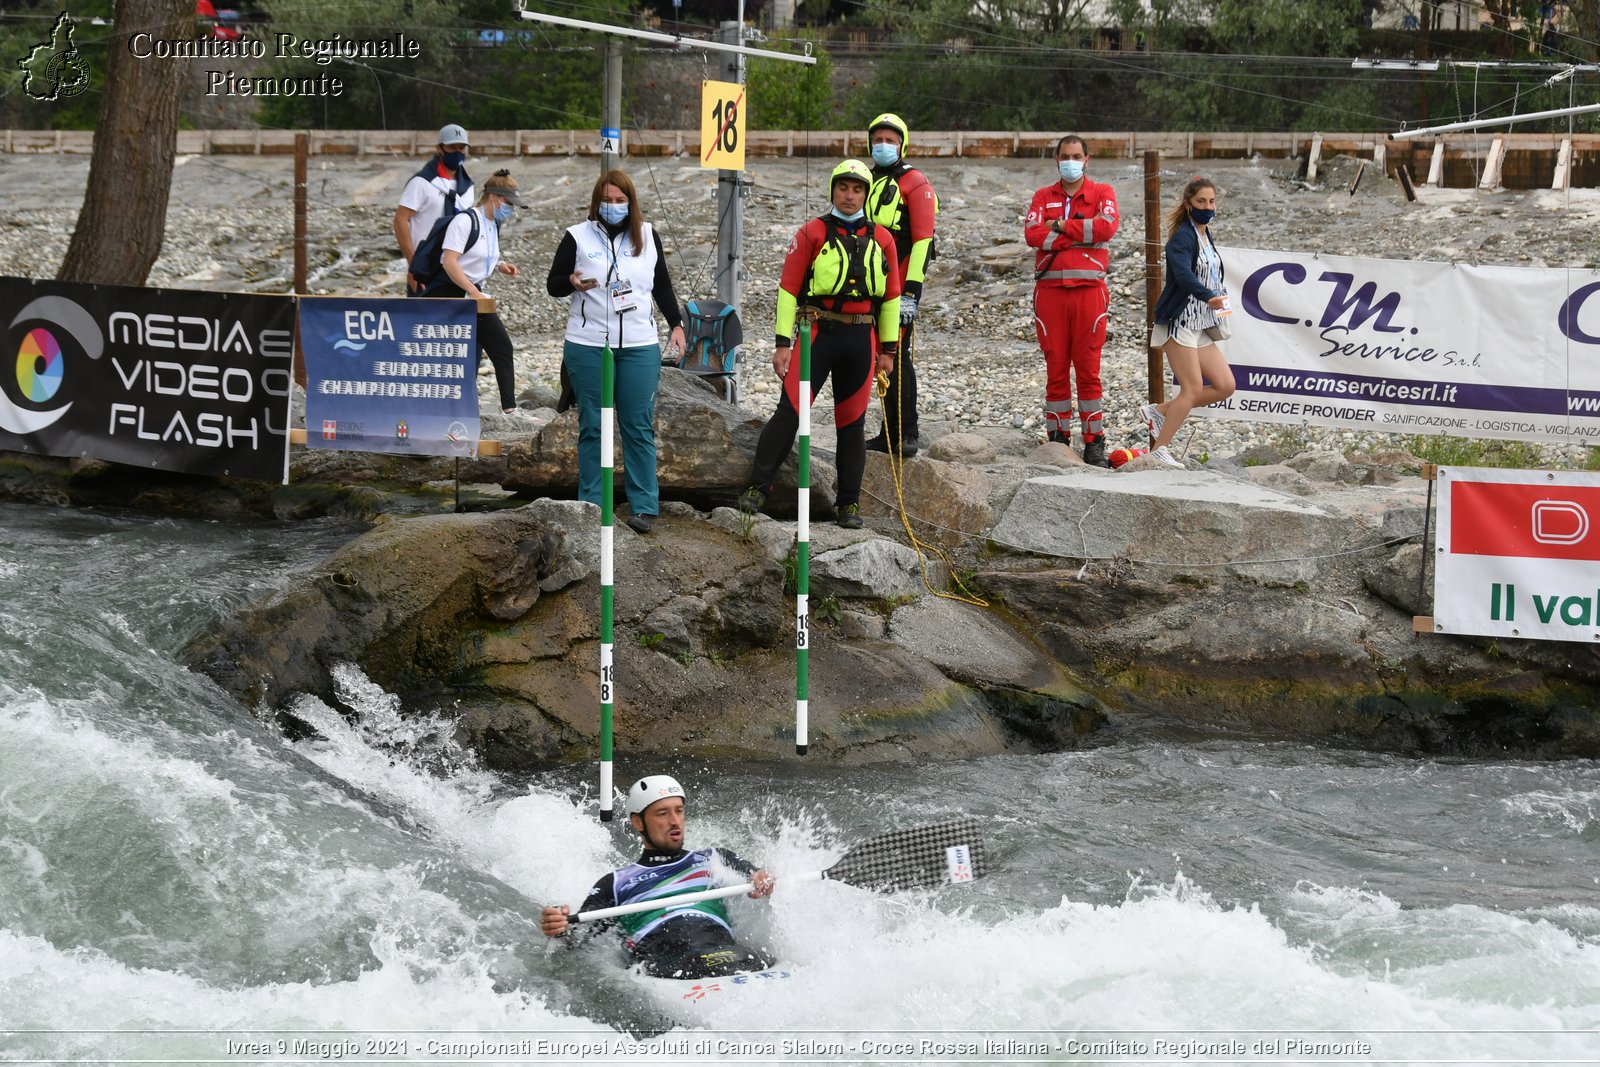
[2,502,1598,1065]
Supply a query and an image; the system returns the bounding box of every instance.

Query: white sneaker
[1150,445,1184,468]
[1139,402,1165,437]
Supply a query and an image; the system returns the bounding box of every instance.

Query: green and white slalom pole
[598,343,616,821]
[795,323,811,756]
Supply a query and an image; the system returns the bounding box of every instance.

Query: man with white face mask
[1025,134,1120,467]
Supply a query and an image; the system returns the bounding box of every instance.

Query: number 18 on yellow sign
[700,79,746,170]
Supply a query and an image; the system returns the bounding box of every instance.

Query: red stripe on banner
[1451,480,1600,561]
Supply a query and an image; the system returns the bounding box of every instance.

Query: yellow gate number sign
[700,79,746,171]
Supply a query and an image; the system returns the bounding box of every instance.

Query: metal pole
[1143,150,1162,416]
[518,8,816,65]
[598,344,616,820]
[795,322,811,756]
[715,20,746,404]
[603,38,622,173]
[1389,102,1600,139]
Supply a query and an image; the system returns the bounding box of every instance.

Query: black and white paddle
[570,816,988,924]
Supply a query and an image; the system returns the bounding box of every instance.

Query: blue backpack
[677,298,743,376]
[409,210,479,297]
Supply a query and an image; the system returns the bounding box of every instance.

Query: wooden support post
[1143,150,1163,415]
[1554,137,1573,190]
[1425,141,1444,186]
[1307,133,1324,182]
[1371,140,1385,173]
[1479,136,1505,190]
[1397,163,1418,202]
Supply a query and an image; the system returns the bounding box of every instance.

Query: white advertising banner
[1434,466,1600,642]
[1193,248,1600,445]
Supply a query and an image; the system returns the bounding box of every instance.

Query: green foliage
[1119,0,1374,131]
[745,34,836,130]
[1408,435,1547,470]
[814,595,842,623]
[782,542,799,594]
[255,0,624,131]
[637,632,666,648]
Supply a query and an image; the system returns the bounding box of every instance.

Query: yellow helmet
[867,112,910,152]
[830,158,872,191]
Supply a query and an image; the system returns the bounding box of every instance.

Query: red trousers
[1033,284,1108,440]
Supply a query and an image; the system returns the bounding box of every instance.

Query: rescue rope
[875,324,988,607]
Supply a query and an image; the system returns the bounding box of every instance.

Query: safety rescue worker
[738,160,902,529]
[1025,134,1120,467]
[539,776,778,980]
[863,112,938,459]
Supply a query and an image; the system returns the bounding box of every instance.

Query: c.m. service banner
[1198,249,1600,446]
[299,296,479,458]
[1434,466,1600,642]
[0,277,294,481]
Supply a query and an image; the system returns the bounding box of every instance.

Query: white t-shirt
[444,207,497,289]
[398,171,476,249]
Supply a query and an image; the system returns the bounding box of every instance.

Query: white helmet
[626,775,686,818]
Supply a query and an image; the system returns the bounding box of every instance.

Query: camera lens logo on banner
[2,294,104,435]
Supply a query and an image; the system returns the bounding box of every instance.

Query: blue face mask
[598,203,629,226]
[1058,159,1085,183]
[493,203,513,223]
[831,206,866,223]
[441,151,466,170]
[1189,207,1216,225]
[871,142,900,167]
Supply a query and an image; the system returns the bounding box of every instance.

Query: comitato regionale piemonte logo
[18,11,91,102]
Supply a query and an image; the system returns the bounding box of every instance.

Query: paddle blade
[822,817,987,892]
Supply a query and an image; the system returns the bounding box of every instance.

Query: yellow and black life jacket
[806,215,887,306]
[867,165,939,264]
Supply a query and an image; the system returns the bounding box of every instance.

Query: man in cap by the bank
[394,122,476,293]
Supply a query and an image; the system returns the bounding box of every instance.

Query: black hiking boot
[1082,437,1111,468]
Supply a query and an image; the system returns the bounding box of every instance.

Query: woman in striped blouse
[1142,176,1237,468]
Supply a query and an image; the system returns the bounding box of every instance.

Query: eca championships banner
[0,276,294,482]
[300,297,480,458]
[1434,466,1600,642]
[1198,248,1600,445]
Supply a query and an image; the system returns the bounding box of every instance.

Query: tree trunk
[58,0,191,286]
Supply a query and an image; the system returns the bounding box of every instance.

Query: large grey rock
[504,369,835,512]
[812,533,942,600]
[987,466,1363,584]
[926,432,998,464]
[860,453,995,549]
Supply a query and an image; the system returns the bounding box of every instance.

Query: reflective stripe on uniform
[1038,269,1107,281]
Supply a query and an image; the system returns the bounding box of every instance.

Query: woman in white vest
[440,168,522,415]
[546,170,686,534]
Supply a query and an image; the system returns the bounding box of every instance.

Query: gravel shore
[7,150,1599,465]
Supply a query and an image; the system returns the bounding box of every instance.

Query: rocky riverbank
[9,149,1600,761]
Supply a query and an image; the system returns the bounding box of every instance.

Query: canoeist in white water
[539,775,778,979]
